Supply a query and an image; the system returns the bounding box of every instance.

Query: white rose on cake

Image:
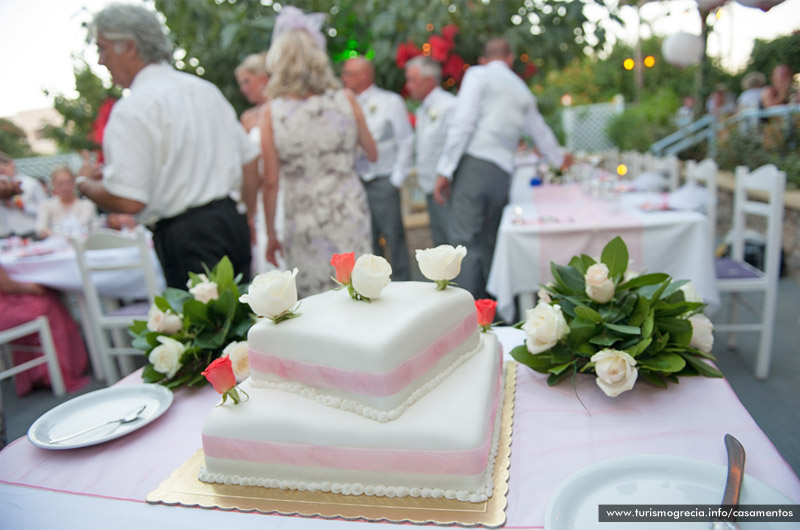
[150,336,185,379]
[585,263,615,303]
[222,341,251,382]
[146,305,183,335]
[351,254,392,300]
[591,348,638,397]
[239,268,300,323]
[415,245,467,290]
[188,274,219,303]
[522,302,569,354]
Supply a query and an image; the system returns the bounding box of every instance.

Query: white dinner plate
[27,384,173,450]
[545,454,797,530]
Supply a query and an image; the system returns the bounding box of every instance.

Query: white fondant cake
[247,281,480,422]
[199,282,505,503]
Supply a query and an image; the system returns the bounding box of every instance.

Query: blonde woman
[36,166,97,238]
[260,11,377,297]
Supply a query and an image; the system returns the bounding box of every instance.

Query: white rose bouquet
[130,256,256,390]
[511,236,722,397]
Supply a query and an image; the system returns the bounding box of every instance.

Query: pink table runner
[2,335,799,527]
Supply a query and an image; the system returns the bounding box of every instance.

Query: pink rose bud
[202,356,237,394]
[331,252,356,284]
[475,299,498,329]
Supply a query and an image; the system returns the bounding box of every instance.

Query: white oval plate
[545,454,796,530]
[27,384,173,450]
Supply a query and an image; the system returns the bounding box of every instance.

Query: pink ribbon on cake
[249,312,478,397]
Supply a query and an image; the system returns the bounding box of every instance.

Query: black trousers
[151,197,251,289]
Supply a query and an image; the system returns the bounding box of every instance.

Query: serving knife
[711,434,746,530]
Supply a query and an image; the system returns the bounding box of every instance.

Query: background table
[1,328,797,529]
[487,185,720,323]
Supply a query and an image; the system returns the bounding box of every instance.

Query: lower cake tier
[199,333,503,503]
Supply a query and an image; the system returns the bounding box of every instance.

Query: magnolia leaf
[640,370,668,388]
[569,255,594,275]
[627,296,650,327]
[637,352,686,373]
[553,264,586,294]
[657,317,692,346]
[600,236,628,279]
[142,364,166,383]
[589,332,620,346]
[681,353,723,378]
[556,295,580,318]
[510,345,553,374]
[547,368,574,386]
[663,279,689,299]
[575,342,596,356]
[549,362,574,376]
[183,299,214,327]
[654,301,704,318]
[165,287,192,314]
[625,337,652,357]
[155,295,171,313]
[212,256,235,291]
[129,320,148,334]
[598,304,624,323]
[131,334,152,352]
[616,293,638,319]
[575,305,603,323]
[605,323,640,335]
[642,311,655,338]
[566,317,600,347]
[618,272,670,292]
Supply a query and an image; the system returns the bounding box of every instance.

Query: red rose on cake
[475,299,498,333]
[202,356,248,405]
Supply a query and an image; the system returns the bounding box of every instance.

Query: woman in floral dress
[259,24,376,298]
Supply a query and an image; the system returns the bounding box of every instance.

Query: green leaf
[547,367,574,386]
[142,364,165,383]
[663,279,689,299]
[510,345,554,374]
[680,353,723,378]
[618,272,670,292]
[640,370,668,388]
[642,311,655,338]
[605,323,641,335]
[566,317,600,347]
[657,317,693,347]
[552,264,586,294]
[549,362,574,376]
[129,320,148,334]
[654,301,704,318]
[625,337,652,357]
[165,288,192,314]
[601,236,628,279]
[211,256,235,290]
[589,332,621,347]
[637,352,686,373]
[183,299,214,328]
[575,305,603,323]
[627,296,650,327]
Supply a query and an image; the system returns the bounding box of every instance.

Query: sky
[1,0,800,118]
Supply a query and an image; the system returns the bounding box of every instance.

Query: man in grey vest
[342,57,413,280]
[434,38,571,300]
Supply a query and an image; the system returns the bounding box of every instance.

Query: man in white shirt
[405,56,456,247]
[76,4,260,288]
[342,57,413,280]
[434,38,571,300]
[0,152,48,238]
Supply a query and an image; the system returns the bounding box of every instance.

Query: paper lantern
[735,0,785,10]
[662,32,705,67]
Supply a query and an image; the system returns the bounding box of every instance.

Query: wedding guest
[705,84,735,117]
[738,71,766,112]
[0,151,48,238]
[342,57,413,281]
[235,51,278,275]
[0,267,90,396]
[674,95,695,128]
[36,166,98,238]
[434,38,571,299]
[261,7,376,297]
[761,64,797,107]
[76,3,260,288]
[405,56,456,246]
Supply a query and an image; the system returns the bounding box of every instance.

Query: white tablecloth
[0,236,165,299]
[487,185,720,322]
[1,329,798,530]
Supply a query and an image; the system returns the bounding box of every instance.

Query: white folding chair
[685,158,719,247]
[713,164,785,379]
[72,228,160,384]
[643,153,680,191]
[0,316,65,396]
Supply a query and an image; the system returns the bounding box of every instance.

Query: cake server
[711,433,746,530]
[47,404,147,444]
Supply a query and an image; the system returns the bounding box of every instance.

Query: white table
[487,185,720,323]
[1,235,166,380]
[0,329,798,530]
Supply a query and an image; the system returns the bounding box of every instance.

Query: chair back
[685,158,719,246]
[0,316,65,397]
[730,164,785,279]
[643,153,680,191]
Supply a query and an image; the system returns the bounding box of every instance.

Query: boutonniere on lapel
[428,107,439,121]
[368,102,377,114]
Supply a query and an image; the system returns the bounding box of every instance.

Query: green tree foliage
[748,31,800,80]
[0,119,34,158]
[606,87,681,152]
[44,62,121,153]
[154,0,614,115]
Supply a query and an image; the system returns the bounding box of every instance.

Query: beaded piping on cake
[197,368,505,503]
[249,334,485,423]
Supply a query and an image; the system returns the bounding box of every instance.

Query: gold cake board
[147,362,517,527]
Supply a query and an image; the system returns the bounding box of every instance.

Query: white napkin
[630,171,669,192]
[666,182,713,212]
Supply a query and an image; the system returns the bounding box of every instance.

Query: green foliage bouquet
[130,257,255,389]
[510,237,722,397]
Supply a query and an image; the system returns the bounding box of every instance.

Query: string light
[617,164,628,176]
[644,55,655,68]
[623,58,634,70]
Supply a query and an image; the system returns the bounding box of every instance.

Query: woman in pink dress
[0,267,89,396]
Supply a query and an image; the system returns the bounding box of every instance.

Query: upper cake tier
[247,281,480,422]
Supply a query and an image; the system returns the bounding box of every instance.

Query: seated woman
[36,166,97,238]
